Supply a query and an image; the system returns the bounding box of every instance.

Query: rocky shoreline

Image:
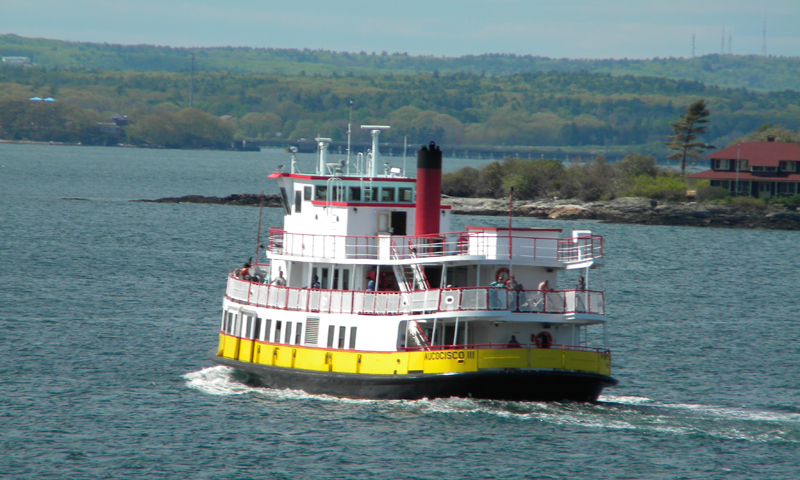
[137,194,800,230]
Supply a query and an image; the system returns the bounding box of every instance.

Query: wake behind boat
[210,127,617,401]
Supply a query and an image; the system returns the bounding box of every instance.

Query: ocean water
[1,143,799,479]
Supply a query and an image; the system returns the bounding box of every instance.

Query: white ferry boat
[210,128,617,401]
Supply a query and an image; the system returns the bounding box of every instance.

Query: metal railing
[227,274,605,316]
[268,228,602,264]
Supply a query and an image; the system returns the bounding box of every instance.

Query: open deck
[226,274,605,318]
[268,228,603,264]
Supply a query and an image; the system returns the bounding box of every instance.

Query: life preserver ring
[535,331,553,349]
[495,267,510,282]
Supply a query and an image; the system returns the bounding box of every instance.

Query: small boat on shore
[210,128,617,401]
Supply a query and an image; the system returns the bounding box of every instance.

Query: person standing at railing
[311,275,321,289]
[489,274,504,309]
[505,275,519,310]
[537,279,550,312]
[272,271,286,286]
[575,276,586,313]
[366,276,375,291]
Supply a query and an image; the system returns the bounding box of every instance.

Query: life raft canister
[535,331,553,349]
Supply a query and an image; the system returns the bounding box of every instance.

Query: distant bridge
[236,139,667,165]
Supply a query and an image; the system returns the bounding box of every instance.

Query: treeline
[0,98,233,148]
[442,154,687,202]
[2,64,800,153]
[2,34,799,92]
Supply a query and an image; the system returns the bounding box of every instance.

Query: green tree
[665,99,714,182]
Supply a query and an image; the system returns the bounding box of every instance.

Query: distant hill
[2,34,799,92]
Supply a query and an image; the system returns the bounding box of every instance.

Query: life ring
[535,331,553,349]
[495,267,510,282]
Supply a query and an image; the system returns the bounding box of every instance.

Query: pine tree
[666,99,714,182]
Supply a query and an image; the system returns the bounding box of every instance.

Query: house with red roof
[688,138,800,198]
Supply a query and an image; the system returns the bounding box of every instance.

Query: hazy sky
[3,0,798,59]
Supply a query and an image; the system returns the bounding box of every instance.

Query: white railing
[228,276,604,316]
[269,228,602,264]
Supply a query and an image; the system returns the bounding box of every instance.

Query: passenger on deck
[272,271,286,286]
[241,262,252,281]
[508,335,521,348]
[366,276,375,291]
[576,276,586,290]
[505,275,518,290]
[490,275,505,288]
[538,279,550,291]
[311,275,321,289]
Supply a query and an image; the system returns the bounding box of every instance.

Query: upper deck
[268,227,603,267]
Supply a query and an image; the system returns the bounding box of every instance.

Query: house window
[713,159,730,170]
[737,160,749,171]
[779,161,797,172]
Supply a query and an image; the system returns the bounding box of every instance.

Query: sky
[2,0,799,60]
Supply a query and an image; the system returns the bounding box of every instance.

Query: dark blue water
[1,143,799,479]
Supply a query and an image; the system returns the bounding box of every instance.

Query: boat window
[243,313,254,339]
[331,186,343,202]
[234,314,242,338]
[399,188,413,202]
[220,312,227,332]
[321,268,329,289]
[294,190,302,213]
[285,322,293,344]
[295,323,303,345]
[342,269,350,290]
[224,312,234,334]
[304,186,312,201]
[349,327,357,349]
[254,317,262,341]
[349,187,361,201]
[315,185,328,201]
[381,188,395,203]
[274,321,283,343]
[305,318,319,345]
[338,326,346,349]
[332,269,339,290]
[365,187,379,202]
[327,325,335,348]
[279,187,291,215]
[262,319,272,342]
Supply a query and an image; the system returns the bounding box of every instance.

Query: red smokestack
[415,142,442,235]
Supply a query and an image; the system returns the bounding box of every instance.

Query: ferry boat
[210,127,617,401]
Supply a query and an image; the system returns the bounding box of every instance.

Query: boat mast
[346,100,353,176]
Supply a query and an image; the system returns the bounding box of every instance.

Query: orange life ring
[535,331,553,349]
[495,267,510,282]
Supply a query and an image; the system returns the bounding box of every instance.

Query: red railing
[268,228,603,264]
[226,273,605,316]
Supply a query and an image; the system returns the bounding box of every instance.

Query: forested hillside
[2,34,799,92]
[2,62,799,152]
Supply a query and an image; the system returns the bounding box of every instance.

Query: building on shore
[689,137,800,199]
